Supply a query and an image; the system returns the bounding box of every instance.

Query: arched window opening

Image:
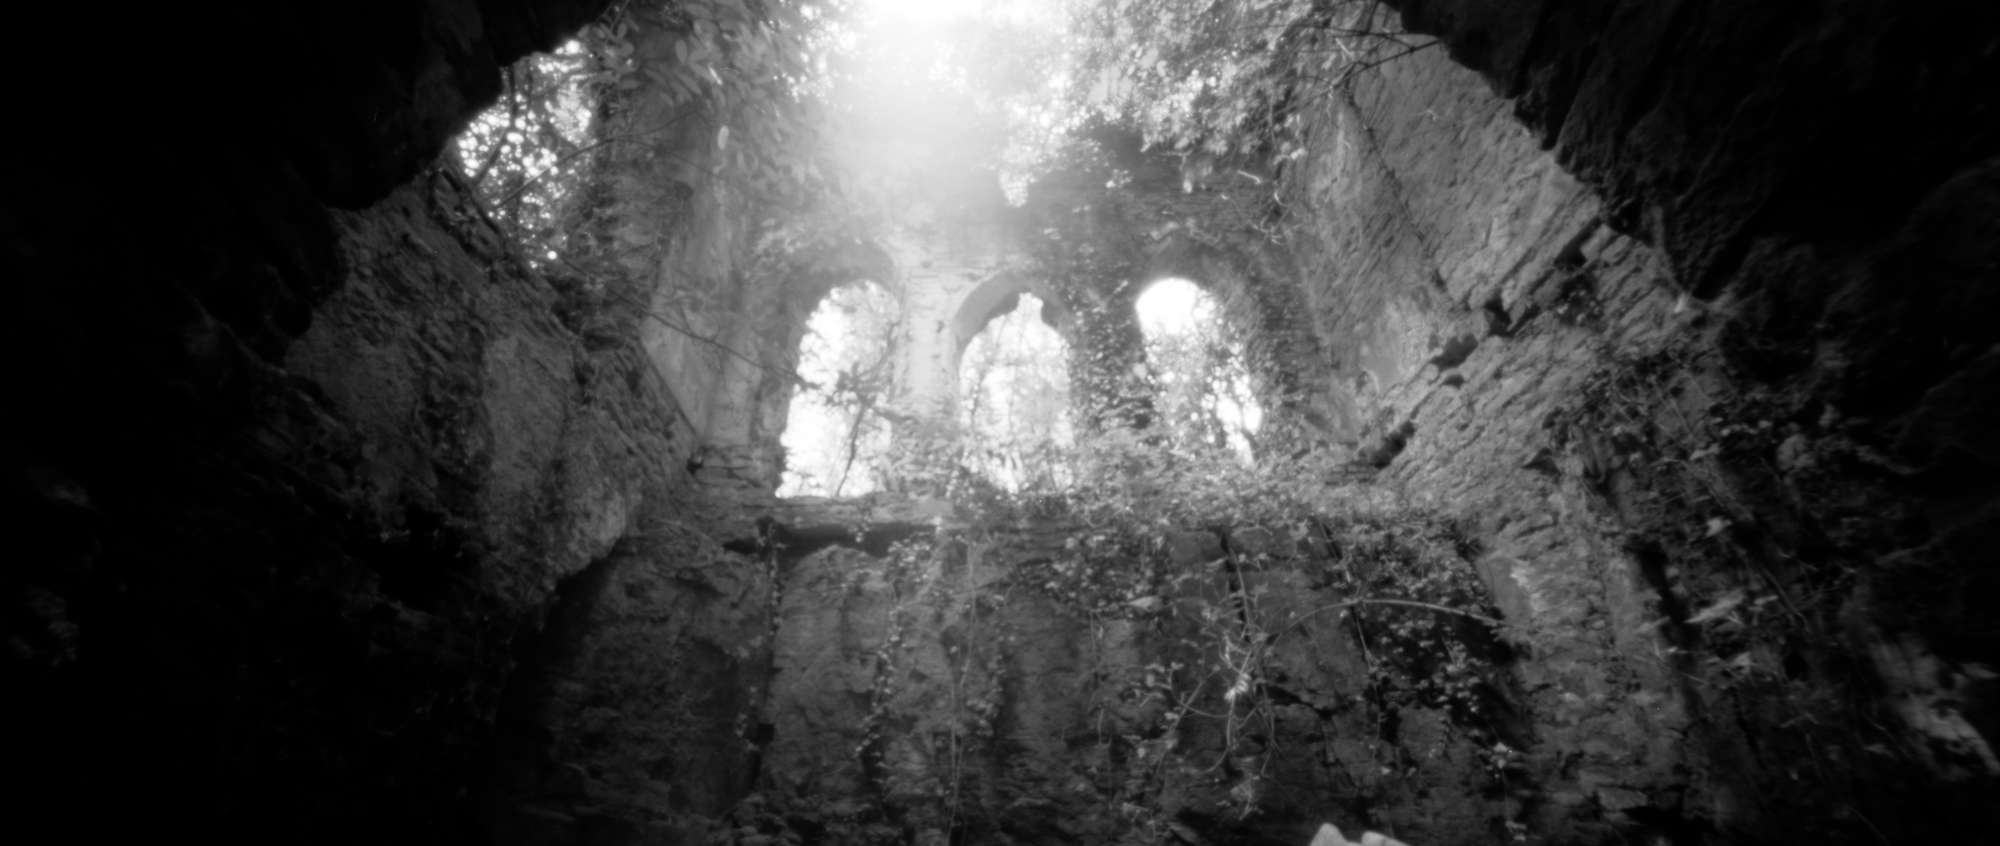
[958,292,1073,491]
[779,282,901,497]
[1135,278,1263,461]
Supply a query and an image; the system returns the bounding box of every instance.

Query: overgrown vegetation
[447,6,1508,832]
[447,0,1436,265]
[1069,0,1432,168]
[752,484,1512,841]
[450,38,600,260]
[1545,341,1999,840]
[448,0,857,299]
[781,413,1518,831]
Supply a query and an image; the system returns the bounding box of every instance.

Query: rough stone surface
[700,511,1519,845]
[0,4,752,844]
[1296,3,2000,841]
[290,174,686,598]
[12,1,1998,845]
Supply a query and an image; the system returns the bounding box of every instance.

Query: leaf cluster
[452,1,862,270]
[1314,513,1507,720]
[452,38,602,262]
[1068,0,1429,165]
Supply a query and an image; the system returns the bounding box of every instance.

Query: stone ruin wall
[1283,43,1698,828]
[11,0,1995,844]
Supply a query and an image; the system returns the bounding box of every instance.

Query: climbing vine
[855,417,1521,824]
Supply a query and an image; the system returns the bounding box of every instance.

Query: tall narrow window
[1135,278,1262,460]
[779,282,900,497]
[958,293,1072,491]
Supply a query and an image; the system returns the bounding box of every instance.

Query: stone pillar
[875,230,1016,491]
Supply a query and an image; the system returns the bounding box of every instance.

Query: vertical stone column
[876,230,1012,492]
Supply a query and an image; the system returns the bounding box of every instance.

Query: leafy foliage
[451,38,601,263]
[1069,0,1431,164]
[970,463,1509,823]
[1311,514,1508,721]
[1542,344,1959,809]
[451,1,858,268]
[636,0,851,214]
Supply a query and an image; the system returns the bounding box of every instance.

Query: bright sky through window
[857,0,986,23]
[1135,276,1205,336]
[778,283,899,498]
[1135,278,1263,459]
[959,293,1072,491]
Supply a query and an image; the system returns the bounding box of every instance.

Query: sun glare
[858,0,988,24]
[1136,277,1207,336]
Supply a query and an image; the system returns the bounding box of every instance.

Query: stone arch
[944,270,1075,413]
[764,242,900,451]
[949,270,1067,359]
[783,241,906,313]
[656,239,896,491]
